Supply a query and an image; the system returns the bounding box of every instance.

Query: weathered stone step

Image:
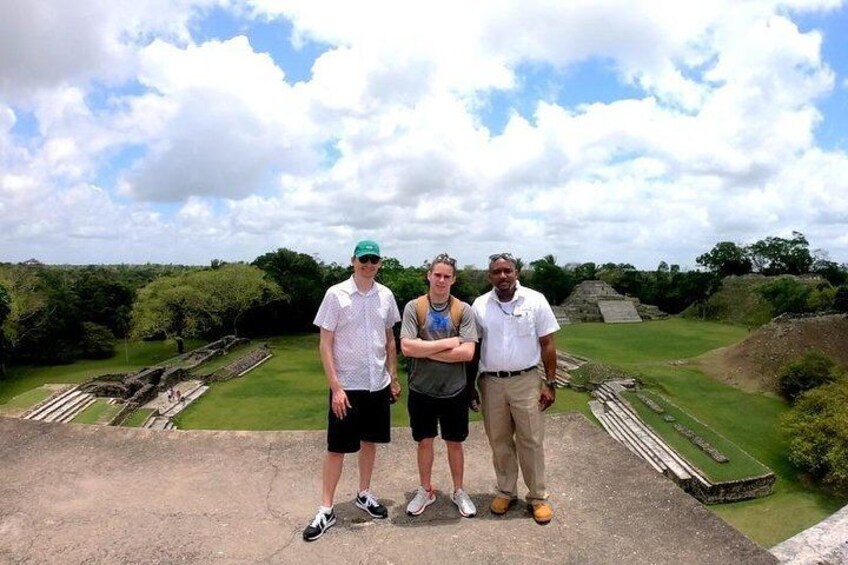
[598,300,642,323]
[25,387,82,421]
[45,393,94,423]
[600,403,667,474]
[59,397,97,423]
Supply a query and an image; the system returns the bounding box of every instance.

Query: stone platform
[0,414,775,564]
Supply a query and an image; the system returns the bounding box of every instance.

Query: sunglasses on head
[432,253,457,267]
[358,255,381,264]
[488,252,515,262]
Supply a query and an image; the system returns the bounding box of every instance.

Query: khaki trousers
[479,370,547,502]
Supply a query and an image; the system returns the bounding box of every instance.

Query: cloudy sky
[2,1,847,269]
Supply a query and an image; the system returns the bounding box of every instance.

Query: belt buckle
[497,370,510,378]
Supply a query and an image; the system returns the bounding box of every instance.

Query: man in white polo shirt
[471,252,560,525]
[302,240,401,542]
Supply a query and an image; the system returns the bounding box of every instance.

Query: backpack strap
[416,294,464,332]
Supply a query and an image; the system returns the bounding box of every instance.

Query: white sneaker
[406,486,436,516]
[451,488,477,518]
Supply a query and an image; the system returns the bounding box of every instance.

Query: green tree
[749,232,814,275]
[253,248,324,332]
[573,262,598,282]
[377,257,427,310]
[192,264,286,336]
[79,322,116,359]
[133,265,284,351]
[0,283,9,376]
[782,380,848,495]
[529,255,574,305]
[696,241,753,278]
[132,277,206,353]
[835,285,848,314]
[811,257,848,286]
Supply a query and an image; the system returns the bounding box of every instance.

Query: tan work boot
[530,501,553,524]
[489,496,515,515]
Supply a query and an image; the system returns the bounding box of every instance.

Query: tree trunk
[176,336,185,354]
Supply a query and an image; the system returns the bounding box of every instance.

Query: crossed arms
[400,336,475,363]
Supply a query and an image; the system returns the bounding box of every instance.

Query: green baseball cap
[353,240,381,258]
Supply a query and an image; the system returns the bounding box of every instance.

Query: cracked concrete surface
[0,414,775,564]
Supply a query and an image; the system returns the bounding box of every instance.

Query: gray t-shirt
[400,297,478,398]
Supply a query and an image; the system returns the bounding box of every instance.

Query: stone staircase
[597,300,642,323]
[143,382,208,430]
[589,381,775,503]
[589,381,709,489]
[539,350,590,388]
[23,387,97,423]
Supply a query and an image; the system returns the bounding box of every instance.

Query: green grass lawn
[72,399,122,425]
[123,408,155,428]
[188,341,268,376]
[621,389,770,482]
[0,386,54,416]
[0,339,200,406]
[558,318,846,547]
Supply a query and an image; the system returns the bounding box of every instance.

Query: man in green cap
[303,240,402,542]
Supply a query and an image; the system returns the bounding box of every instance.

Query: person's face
[427,262,455,296]
[352,254,381,278]
[488,258,518,292]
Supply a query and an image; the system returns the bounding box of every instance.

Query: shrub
[805,286,835,312]
[777,350,841,402]
[758,277,811,316]
[782,381,848,495]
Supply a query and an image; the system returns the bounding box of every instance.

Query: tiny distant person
[400,253,478,518]
[302,240,401,542]
[471,252,560,525]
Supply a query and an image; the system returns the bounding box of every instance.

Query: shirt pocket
[516,312,535,337]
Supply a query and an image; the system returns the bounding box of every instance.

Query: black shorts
[327,386,391,454]
[407,388,469,443]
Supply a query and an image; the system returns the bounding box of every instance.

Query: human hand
[332,389,352,419]
[390,379,401,404]
[469,387,481,412]
[538,384,556,412]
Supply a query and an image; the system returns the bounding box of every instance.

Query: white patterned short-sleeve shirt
[313,276,401,391]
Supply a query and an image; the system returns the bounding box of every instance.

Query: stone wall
[688,473,776,504]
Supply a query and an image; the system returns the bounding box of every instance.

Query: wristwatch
[544,380,557,388]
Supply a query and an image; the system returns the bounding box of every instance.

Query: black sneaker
[302,509,336,541]
[355,490,388,519]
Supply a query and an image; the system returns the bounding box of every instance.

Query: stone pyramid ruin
[561,280,666,324]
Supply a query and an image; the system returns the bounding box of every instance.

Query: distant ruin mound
[697,314,848,392]
[682,274,826,328]
[561,280,666,323]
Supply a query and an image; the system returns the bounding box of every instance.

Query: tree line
[1,232,847,372]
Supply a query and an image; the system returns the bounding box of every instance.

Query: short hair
[428,252,457,275]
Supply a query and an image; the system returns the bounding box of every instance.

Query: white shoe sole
[406,494,436,516]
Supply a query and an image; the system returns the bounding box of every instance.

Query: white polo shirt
[472,282,560,373]
[314,276,401,391]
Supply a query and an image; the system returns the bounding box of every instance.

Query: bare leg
[322,451,345,507]
[358,441,376,492]
[446,441,464,491]
[417,438,435,490]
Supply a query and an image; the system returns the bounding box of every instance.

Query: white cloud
[1,0,847,267]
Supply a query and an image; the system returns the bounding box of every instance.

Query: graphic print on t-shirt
[427,310,450,335]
